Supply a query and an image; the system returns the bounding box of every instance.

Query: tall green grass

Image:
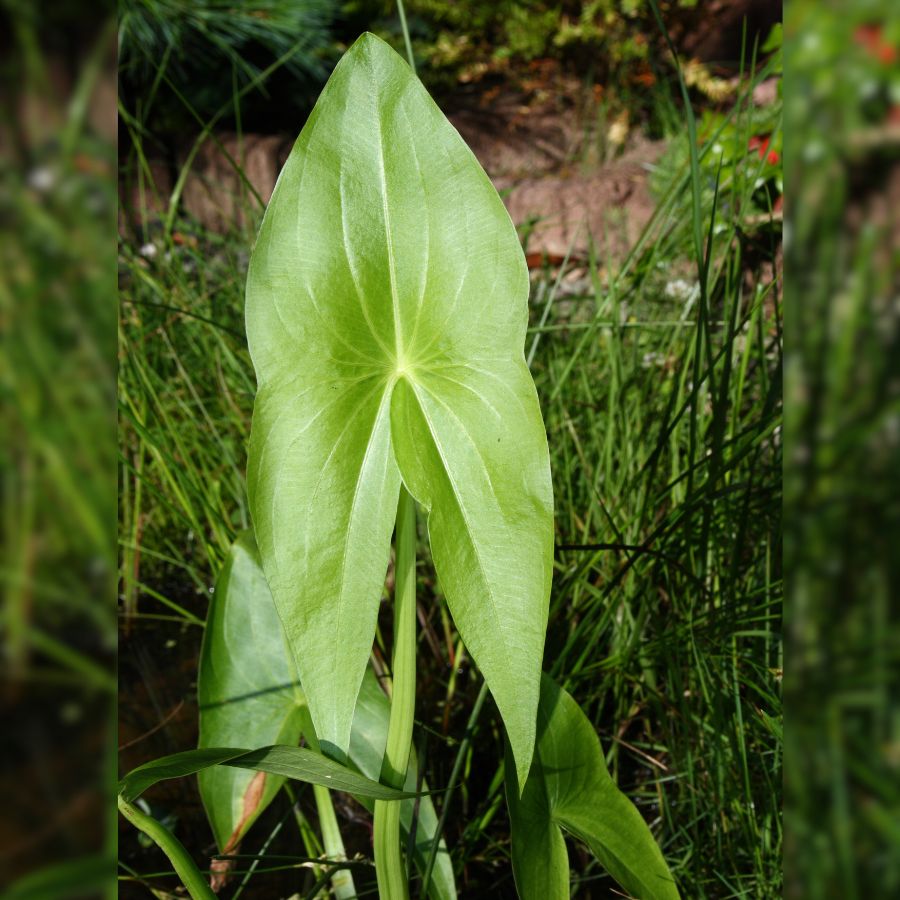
[118,42,782,900]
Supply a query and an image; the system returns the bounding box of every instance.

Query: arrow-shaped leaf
[246,32,553,788]
[506,675,680,900]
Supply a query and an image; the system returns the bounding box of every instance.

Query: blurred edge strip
[1,1,117,897]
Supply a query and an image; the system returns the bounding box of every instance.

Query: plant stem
[396,0,415,73]
[374,486,417,900]
[313,783,357,898]
[117,794,217,900]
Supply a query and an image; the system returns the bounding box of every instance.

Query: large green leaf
[198,530,305,853]
[196,531,455,897]
[119,744,417,804]
[506,675,680,900]
[350,668,457,900]
[246,31,553,787]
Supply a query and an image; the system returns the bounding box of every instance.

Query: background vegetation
[117,0,757,135]
[1,2,116,895]
[116,2,783,898]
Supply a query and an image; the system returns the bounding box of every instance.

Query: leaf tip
[510,744,534,799]
[347,30,393,59]
[501,708,537,798]
[316,737,350,768]
[345,30,412,73]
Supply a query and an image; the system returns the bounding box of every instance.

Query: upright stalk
[374,486,417,899]
[313,784,357,898]
[396,0,415,72]
[117,795,216,900]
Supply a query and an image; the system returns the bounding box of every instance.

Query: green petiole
[373,486,418,899]
[117,794,217,900]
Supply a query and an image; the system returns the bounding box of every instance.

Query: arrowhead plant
[507,675,681,900]
[245,31,554,792]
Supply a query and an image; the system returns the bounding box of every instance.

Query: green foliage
[196,529,457,897]
[3,856,117,900]
[651,25,783,228]
[117,21,782,897]
[118,226,253,595]
[118,795,217,900]
[786,2,900,896]
[245,33,553,788]
[2,23,117,680]
[414,0,689,67]
[118,193,780,897]
[529,47,781,895]
[786,1,900,152]
[118,0,336,125]
[507,674,680,899]
[1,10,117,895]
[197,531,305,852]
[652,102,783,222]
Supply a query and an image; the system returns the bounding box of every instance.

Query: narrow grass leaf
[120,745,416,803]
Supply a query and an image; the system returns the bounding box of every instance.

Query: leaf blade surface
[246,32,553,782]
[391,365,552,787]
[199,532,456,896]
[120,745,416,804]
[507,675,681,900]
[197,531,305,852]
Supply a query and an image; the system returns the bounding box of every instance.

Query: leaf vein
[408,382,512,682]
[369,62,403,358]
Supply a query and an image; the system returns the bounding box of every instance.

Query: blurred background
[0,0,117,897]
[784,1,900,897]
[2,0,892,897]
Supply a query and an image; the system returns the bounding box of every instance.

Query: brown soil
[497,137,664,261]
[121,90,665,266]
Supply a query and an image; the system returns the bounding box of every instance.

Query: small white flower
[664,279,700,303]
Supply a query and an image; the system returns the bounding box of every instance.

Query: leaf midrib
[369,54,404,361]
